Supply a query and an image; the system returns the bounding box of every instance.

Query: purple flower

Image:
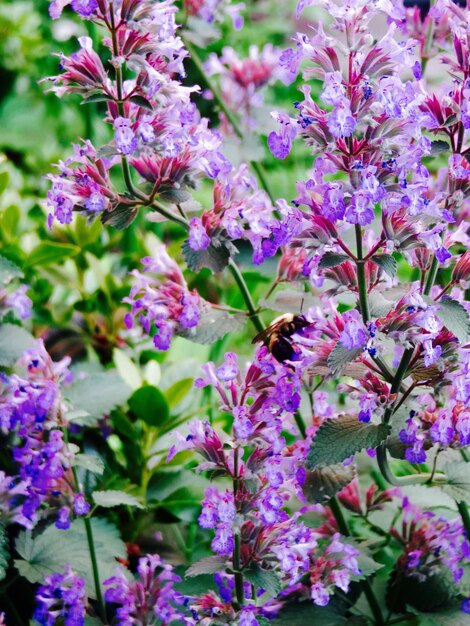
[339,310,368,349]
[188,217,211,251]
[71,0,98,16]
[114,118,138,155]
[212,523,235,555]
[344,191,374,226]
[55,507,71,530]
[268,112,297,159]
[73,493,90,516]
[34,565,87,626]
[404,441,426,464]
[104,555,182,625]
[327,103,356,138]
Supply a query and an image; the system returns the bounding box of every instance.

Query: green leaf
[306,415,391,469]
[113,348,142,390]
[186,555,228,577]
[413,606,470,626]
[243,565,282,597]
[25,242,80,267]
[92,490,144,509]
[65,372,132,423]
[435,297,469,343]
[0,522,9,582]
[430,140,451,154]
[73,454,105,475]
[129,95,154,111]
[319,253,349,269]
[303,463,356,503]
[15,518,127,598]
[0,324,36,366]
[164,378,194,408]
[182,240,231,273]
[0,255,23,286]
[387,566,456,613]
[0,171,10,195]
[327,342,362,376]
[273,601,363,625]
[441,461,470,502]
[101,203,138,230]
[178,308,246,345]
[371,254,397,278]
[83,93,113,103]
[128,385,169,426]
[342,538,383,579]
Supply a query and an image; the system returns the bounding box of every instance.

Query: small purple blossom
[34,565,87,626]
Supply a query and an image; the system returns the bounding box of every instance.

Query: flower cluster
[34,564,87,626]
[0,340,86,529]
[104,554,183,625]
[123,245,203,350]
[169,350,366,612]
[391,498,470,586]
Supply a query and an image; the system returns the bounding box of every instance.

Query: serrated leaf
[101,204,138,230]
[186,555,228,577]
[387,566,456,613]
[319,252,349,269]
[244,565,282,597]
[371,254,397,278]
[441,461,470,502]
[413,606,470,626]
[92,490,144,509]
[327,342,362,376]
[182,240,231,273]
[129,95,154,111]
[178,308,246,345]
[65,372,132,423]
[0,522,9,582]
[14,518,127,598]
[73,454,105,475]
[24,242,80,267]
[435,297,469,343]
[306,415,391,469]
[273,602,360,625]
[303,463,356,503]
[128,385,169,426]
[0,324,36,366]
[0,255,23,286]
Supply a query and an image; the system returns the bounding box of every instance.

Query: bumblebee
[252,314,310,363]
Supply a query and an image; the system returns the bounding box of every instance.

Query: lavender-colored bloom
[344,191,374,226]
[327,103,356,138]
[429,410,454,445]
[114,118,138,155]
[34,565,87,626]
[268,112,297,159]
[188,217,211,251]
[405,441,426,464]
[47,183,74,226]
[1,284,32,320]
[73,493,90,516]
[104,554,182,625]
[56,507,71,530]
[339,310,368,349]
[212,523,235,555]
[154,323,173,351]
[84,190,106,213]
[71,0,98,16]
[423,339,442,367]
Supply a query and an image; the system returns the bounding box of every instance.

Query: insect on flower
[252,313,309,363]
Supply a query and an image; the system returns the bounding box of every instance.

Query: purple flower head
[71,0,98,16]
[188,217,211,251]
[73,493,90,516]
[339,309,368,350]
[404,441,426,464]
[327,102,356,138]
[55,507,71,530]
[268,112,297,159]
[104,555,182,625]
[114,118,138,155]
[34,564,87,626]
[344,191,374,226]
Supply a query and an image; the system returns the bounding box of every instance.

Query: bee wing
[251,327,271,345]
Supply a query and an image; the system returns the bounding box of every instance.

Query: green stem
[83,515,106,620]
[457,500,470,539]
[183,37,276,205]
[232,448,244,608]
[423,256,438,296]
[228,259,265,334]
[294,410,307,438]
[355,224,370,323]
[329,497,385,626]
